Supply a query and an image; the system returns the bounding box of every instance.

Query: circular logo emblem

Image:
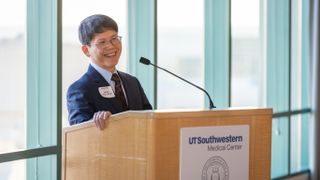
[201,156,229,180]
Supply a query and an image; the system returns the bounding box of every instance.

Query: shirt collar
[90,62,117,84]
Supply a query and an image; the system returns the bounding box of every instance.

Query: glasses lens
[94,36,122,48]
[111,36,121,45]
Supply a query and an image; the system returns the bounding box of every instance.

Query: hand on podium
[93,111,112,130]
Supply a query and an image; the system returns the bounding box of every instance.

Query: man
[67,14,152,130]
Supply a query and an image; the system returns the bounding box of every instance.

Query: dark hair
[78,14,118,45]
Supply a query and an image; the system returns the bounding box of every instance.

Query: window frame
[0,0,62,179]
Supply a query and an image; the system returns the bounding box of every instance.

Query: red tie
[111,73,128,110]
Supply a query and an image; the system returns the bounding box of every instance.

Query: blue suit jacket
[67,65,152,125]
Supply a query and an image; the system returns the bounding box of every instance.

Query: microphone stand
[140,57,216,109]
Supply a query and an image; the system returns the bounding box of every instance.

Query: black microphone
[139,57,216,109]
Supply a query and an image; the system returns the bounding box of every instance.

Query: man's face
[82,30,122,72]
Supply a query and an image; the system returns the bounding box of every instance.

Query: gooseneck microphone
[139,57,216,109]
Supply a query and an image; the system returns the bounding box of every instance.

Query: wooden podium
[62,108,272,180]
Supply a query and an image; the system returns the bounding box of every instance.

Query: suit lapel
[86,65,109,85]
[86,65,123,112]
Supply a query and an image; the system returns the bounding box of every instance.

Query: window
[231,0,265,107]
[0,0,61,179]
[0,159,25,180]
[0,0,26,178]
[266,0,311,178]
[0,0,26,154]
[157,0,204,109]
[230,0,311,178]
[289,0,310,174]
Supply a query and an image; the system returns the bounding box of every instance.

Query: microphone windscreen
[139,57,151,65]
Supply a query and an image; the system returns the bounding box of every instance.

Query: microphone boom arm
[148,62,216,109]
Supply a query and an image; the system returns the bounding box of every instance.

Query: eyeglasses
[93,36,122,49]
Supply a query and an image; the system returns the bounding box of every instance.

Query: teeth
[105,52,116,57]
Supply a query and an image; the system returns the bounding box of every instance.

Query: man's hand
[93,111,112,130]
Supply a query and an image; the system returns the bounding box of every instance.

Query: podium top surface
[63,108,272,132]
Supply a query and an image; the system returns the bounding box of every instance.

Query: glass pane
[62,0,128,126]
[0,0,26,152]
[300,114,309,171]
[291,0,302,111]
[291,0,310,111]
[231,0,265,107]
[0,154,58,180]
[271,117,289,178]
[291,114,310,173]
[157,0,204,109]
[0,159,25,180]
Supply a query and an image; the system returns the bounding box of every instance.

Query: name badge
[98,86,115,98]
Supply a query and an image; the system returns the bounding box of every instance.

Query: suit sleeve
[67,84,94,125]
[137,80,153,110]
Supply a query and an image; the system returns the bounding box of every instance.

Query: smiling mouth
[104,51,117,57]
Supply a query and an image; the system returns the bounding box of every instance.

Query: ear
[81,45,90,57]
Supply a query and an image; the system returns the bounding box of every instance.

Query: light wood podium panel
[62,108,272,180]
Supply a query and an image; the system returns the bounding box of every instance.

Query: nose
[102,42,115,50]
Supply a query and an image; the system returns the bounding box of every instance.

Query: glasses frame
[92,36,122,49]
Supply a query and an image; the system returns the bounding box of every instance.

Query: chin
[104,61,119,69]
